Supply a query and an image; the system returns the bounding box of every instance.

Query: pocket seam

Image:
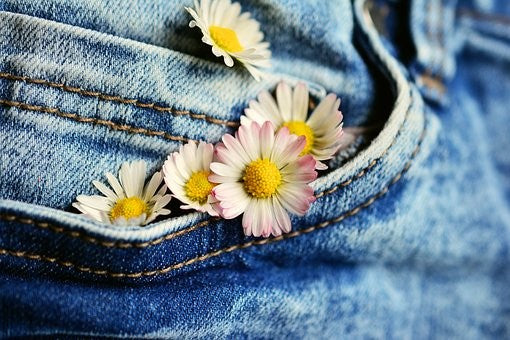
[0,99,195,143]
[0,88,415,249]
[0,119,427,278]
[0,72,240,128]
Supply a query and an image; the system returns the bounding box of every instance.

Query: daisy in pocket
[241,81,344,169]
[73,161,171,226]
[210,121,317,237]
[185,0,271,80]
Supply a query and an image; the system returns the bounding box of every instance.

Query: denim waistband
[0,1,427,282]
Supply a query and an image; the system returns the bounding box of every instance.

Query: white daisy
[162,141,218,216]
[185,0,271,80]
[241,81,344,169]
[73,161,171,226]
[210,121,317,238]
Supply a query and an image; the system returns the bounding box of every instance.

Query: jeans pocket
[0,0,429,285]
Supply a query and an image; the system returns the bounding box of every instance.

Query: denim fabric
[0,0,509,338]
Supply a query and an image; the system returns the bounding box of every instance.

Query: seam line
[0,72,239,127]
[0,119,426,278]
[0,90,414,248]
[0,99,195,143]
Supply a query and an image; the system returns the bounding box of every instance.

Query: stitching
[0,215,218,249]
[0,99,195,143]
[0,72,240,127]
[0,120,426,278]
[0,89,414,248]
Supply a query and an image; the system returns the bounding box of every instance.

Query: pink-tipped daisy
[73,161,172,226]
[210,121,317,237]
[185,0,271,81]
[241,81,344,169]
[162,141,218,216]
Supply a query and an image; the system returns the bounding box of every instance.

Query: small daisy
[241,81,344,169]
[185,0,271,80]
[210,121,317,237]
[162,141,218,216]
[73,161,171,226]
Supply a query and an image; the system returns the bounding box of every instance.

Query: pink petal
[222,133,251,165]
[237,123,260,160]
[272,197,292,234]
[278,183,315,215]
[260,121,276,159]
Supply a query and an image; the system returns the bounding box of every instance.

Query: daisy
[162,141,218,216]
[185,0,271,80]
[210,121,317,237]
[73,161,171,226]
[241,81,344,169]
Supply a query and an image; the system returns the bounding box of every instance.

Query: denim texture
[0,0,509,338]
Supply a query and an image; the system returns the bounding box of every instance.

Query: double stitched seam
[0,119,427,278]
[0,99,195,143]
[0,89,415,248]
[0,72,239,128]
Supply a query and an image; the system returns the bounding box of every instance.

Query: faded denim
[0,0,509,338]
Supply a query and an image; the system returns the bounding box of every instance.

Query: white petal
[182,141,200,173]
[143,171,163,202]
[92,180,118,201]
[106,172,125,199]
[173,153,192,180]
[76,195,112,211]
[213,182,246,201]
[120,161,146,198]
[223,53,235,67]
[199,142,214,170]
[210,162,242,178]
[152,194,172,211]
[258,90,281,124]
[276,82,293,121]
[292,82,309,121]
[73,202,108,223]
[307,94,340,129]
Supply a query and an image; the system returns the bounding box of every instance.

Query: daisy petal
[276,81,292,121]
[292,82,309,121]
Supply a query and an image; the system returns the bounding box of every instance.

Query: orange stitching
[0,72,240,127]
[0,99,196,143]
[0,89,415,248]
[0,121,426,277]
[0,215,218,249]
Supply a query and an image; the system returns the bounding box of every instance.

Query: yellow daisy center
[282,121,315,155]
[110,197,147,221]
[243,159,282,199]
[185,171,215,204]
[209,26,243,53]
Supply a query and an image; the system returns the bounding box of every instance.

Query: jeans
[0,0,509,338]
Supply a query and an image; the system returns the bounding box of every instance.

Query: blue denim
[0,0,509,338]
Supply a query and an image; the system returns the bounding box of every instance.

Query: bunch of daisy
[74,81,344,237]
[73,1,347,237]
